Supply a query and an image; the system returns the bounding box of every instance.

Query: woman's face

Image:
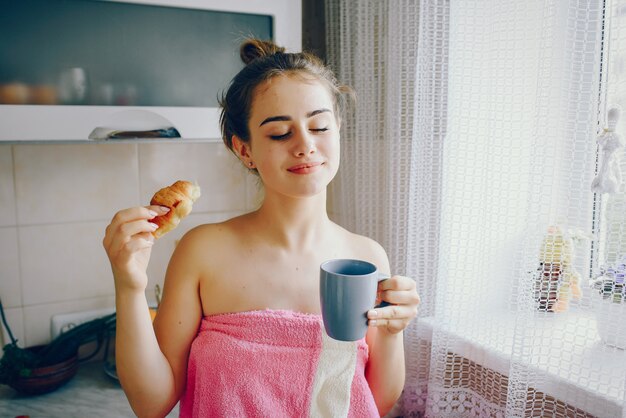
[244,74,341,198]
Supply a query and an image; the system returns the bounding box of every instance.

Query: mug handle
[375,273,391,308]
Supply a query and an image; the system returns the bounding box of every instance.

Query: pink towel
[179,309,379,418]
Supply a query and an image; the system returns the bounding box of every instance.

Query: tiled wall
[0,141,260,348]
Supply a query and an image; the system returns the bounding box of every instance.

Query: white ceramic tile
[0,307,24,349]
[0,145,16,226]
[138,142,247,213]
[145,211,245,305]
[19,221,114,305]
[245,171,264,211]
[22,296,115,347]
[0,227,21,308]
[14,143,139,225]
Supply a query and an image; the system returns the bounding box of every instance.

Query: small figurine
[534,226,585,312]
[591,106,623,194]
[590,255,626,304]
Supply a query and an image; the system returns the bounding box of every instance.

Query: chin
[283,177,332,197]
[289,185,328,198]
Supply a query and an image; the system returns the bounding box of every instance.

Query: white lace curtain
[326,0,626,417]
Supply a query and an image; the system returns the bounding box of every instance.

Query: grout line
[10,145,20,226]
[5,209,241,229]
[10,219,113,228]
[10,145,25,311]
[20,294,117,311]
[9,144,26,343]
[135,142,142,206]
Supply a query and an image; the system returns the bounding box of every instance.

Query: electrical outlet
[50,307,115,339]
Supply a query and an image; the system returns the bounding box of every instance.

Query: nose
[292,129,316,157]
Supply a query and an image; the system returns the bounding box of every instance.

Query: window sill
[416,309,625,417]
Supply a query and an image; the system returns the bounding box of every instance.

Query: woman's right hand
[103,205,170,291]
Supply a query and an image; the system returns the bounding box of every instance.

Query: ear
[231,135,254,167]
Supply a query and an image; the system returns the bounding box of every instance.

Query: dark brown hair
[219,38,353,153]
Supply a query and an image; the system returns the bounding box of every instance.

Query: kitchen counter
[0,361,179,417]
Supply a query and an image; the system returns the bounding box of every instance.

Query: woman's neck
[253,190,332,251]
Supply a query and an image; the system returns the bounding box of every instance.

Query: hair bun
[240,38,286,65]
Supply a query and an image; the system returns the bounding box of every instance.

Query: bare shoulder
[333,223,391,273]
[169,213,252,271]
[177,218,236,246]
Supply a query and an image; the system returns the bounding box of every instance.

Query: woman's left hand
[367,275,420,334]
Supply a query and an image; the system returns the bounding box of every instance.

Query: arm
[365,323,405,415]
[152,230,205,409]
[103,206,202,418]
[363,243,420,416]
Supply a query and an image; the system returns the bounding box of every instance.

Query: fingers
[379,289,421,305]
[370,274,421,334]
[111,205,169,225]
[376,276,420,304]
[367,305,418,333]
[104,206,169,247]
[103,206,169,261]
[379,275,416,292]
[110,232,155,261]
[146,204,172,216]
[367,318,411,333]
[368,304,418,323]
[123,232,155,252]
[120,218,159,238]
[107,221,157,254]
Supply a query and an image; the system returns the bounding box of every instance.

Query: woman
[103,39,420,418]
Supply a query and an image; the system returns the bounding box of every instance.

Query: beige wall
[0,142,260,348]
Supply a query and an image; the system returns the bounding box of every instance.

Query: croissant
[150,180,201,238]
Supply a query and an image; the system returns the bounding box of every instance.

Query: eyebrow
[259,108,331,127]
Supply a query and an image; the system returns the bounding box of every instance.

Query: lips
[287,161,324,174]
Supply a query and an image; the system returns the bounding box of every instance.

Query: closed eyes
[270,132,291,140]
[269,128,329,140]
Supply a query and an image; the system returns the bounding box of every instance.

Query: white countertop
[0,361,179,418]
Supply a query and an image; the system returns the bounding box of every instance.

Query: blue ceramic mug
[320,259,390,341]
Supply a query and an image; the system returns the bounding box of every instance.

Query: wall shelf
[0,0,301,143]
